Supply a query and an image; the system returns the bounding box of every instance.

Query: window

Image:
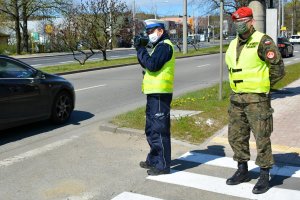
[0,58,35,78]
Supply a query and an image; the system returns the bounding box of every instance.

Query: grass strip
[40,45,228,74]
[111,62,300,144]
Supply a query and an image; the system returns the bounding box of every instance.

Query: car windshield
[291,35,300,39]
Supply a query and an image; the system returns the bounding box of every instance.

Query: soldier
[134,19,175,175]
[225,7,285,194]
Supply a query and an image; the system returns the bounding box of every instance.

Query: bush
[0,44,17,55]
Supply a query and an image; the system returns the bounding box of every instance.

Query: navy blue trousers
[145,93,172,171]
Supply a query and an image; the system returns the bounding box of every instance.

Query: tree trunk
[102,50,107,61]
[22,3,29,53]
[14,0,22,54]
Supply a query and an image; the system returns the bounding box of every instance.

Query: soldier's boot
[226,162,251,185]
[252,168,270,194]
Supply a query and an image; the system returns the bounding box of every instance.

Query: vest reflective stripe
[142,39,175,94]
[225,31,270,93]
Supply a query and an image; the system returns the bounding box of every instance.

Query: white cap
[144,19,165,30]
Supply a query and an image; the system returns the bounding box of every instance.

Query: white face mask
[149,32,160,43]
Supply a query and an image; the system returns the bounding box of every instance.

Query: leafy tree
[78,0,128,60]
[0,0,70,54]
[285,0,300,34]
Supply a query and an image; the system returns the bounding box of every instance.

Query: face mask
[235,21,249,35]
[149,32,160,43]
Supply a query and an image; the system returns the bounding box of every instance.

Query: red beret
[232,7,253,20]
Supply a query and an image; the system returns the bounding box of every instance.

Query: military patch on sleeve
[264,40,272,45]
[266,51,275,59]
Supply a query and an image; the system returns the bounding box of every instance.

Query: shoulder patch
[264,40,272,45]
[266,50,275,59]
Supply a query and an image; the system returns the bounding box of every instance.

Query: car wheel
[50,91,73,124]
[283,49,288,58]
[289,50,294,57]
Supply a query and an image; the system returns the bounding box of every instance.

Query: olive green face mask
[235,21,250,35]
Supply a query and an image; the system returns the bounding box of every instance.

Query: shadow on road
[271,86,300,100]
[269,152,300,189]
[0,110,94,146]
[170,145,225,171]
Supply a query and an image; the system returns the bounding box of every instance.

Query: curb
[99,123,144,135]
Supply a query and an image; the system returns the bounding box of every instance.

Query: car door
[0,57,48,126]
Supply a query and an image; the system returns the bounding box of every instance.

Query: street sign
[45,24,53,34]
[31,32,39,42]
[281,26,287,31]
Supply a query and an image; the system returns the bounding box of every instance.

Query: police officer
[225,7,285,194]
[134,19,175,176]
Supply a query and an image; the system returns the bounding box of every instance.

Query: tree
[79,0,128,60]
[0,0,70,54]
[191,0,248,15]
[285,0,300,35]
[52,0,128,64]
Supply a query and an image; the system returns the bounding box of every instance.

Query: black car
[277,37,294,58]
[0,55,75,131]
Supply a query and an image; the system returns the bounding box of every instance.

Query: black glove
[134,35,149,50]
[134,36,142,50]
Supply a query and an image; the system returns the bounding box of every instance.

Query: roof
[0,32,10,37]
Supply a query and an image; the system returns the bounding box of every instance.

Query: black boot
[252,168,270,194]
[139,161,152,169]
[226,162,250,185]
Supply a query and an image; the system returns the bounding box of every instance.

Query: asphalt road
[1,46,300,200]
[17,42,223,67]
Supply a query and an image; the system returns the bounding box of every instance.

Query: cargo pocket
[258,108,274,137]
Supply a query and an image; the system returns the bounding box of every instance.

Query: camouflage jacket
[230,27,285,103]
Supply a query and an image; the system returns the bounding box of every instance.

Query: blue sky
[125,0,209,17]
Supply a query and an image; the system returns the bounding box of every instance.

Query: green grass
[39,45,228,74]
[111,62,300,144]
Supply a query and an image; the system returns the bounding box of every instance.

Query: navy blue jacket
[137,32,173,72]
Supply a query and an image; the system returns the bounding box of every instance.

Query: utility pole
[133,0,136,37]
[278,0,281,36]
[109,0,113,50]
[183,0,188,54]
[219,0,224,100]
[282,0,284,32]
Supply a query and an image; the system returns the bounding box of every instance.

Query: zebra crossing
[112,151,300,200]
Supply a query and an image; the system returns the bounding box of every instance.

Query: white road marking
[196,64,211,68]
[285,61,292,64]
[31,64,43,67]
[112,192,163,200]
[178,152,300,178]
[129,54,137,56]
[110,56,120,58]
[294,51,299,53]
[64,192,98,200]
[0,136,79,167]
[75,84,106,92]
[294,58,300,61]
[59,61,75,64]
[148,170,300,200]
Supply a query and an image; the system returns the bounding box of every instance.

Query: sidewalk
[203,78,300,166]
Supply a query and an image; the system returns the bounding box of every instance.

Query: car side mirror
[36,70,46,79]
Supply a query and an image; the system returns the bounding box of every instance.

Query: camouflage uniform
[228,27,285,168]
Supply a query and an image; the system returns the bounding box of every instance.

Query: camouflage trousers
[228,99,274,168]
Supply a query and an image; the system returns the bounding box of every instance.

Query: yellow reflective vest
[225,31,270,93]
[142,39,175,94]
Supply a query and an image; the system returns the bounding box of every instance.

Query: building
[0,32,9,45]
